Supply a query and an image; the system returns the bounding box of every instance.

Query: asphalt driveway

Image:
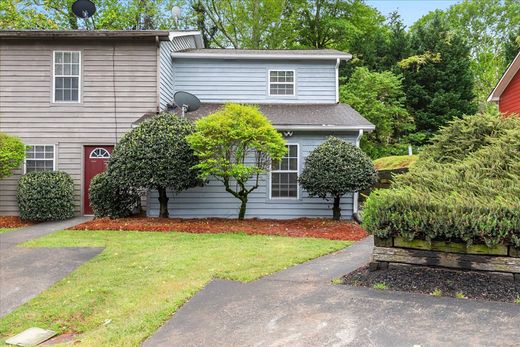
[144,237,520,347]
[0,217,102,317]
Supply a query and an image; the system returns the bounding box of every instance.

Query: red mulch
[0,216,33,228]
[71,217,368,241]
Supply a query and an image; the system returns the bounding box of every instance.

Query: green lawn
[0,230,349,346]
[0,228,15,234]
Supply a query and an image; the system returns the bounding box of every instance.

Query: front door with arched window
[84,145,113,215]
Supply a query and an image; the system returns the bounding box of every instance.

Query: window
[269,70,295,96]
[271,144,299,199]
[25,145,55,173]
[53,51,80,102]
[89,148,111,158]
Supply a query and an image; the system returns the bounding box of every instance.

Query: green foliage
[88,171,141,219]
[373,155,417,171]
[373,282,387,290]
[299,137,378,220]
[187,103,286,219]
[108,113,199,218]
[403,13,477,142]
[341,67,414,158]
[0,132,25,179]
[17,171,75,222]
[363,114,520,249]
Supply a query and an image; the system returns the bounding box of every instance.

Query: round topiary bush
[89,171,141,219]
[17,171,75,222]
[299,137,378,220]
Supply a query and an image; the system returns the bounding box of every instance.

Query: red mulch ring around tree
[0,216,33,228]
[71,217,368,241]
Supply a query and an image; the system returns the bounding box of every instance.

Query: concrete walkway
[0,217,102,317]
[144,237,520,347]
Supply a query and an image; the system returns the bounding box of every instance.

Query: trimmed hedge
[89,171,141,218]
[17,171,75,222]
[363,113,520,248]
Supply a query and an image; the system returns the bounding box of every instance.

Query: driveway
[0,217,102,317]
[144,237,520,347]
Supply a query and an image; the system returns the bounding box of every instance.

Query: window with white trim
[269,70,295,96]
[25,145,55,173]
[54,51,80,102]
[271,144,299,199]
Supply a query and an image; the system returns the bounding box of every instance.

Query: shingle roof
[0,30,174,40]
[134,103,374,131]
[171,48,352,60]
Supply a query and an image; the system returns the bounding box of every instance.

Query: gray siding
[147,132,358,219]
[0,39,159,215]
[172,59,337,104]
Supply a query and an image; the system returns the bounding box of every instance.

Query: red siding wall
[499,70,520,114]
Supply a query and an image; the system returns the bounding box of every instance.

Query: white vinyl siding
[25,145,55,173]
[270,144,299,199]
[269,70,295,96]
[53,51,81,102]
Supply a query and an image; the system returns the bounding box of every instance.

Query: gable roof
[134,103,374,131]
[488,51,520,102]
[171,48,352,61]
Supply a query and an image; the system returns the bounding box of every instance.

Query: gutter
[170,52,352,61]
[275,125,374,132]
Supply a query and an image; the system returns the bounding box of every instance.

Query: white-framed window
[89,148,111,158]
[268,70,295,96]
[25,145,56,173]
[270,144,299,199]
[53,51,81,103]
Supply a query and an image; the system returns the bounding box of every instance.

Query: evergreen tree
[401,13,477,144]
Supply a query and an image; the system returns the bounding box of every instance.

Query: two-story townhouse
[0,30,374,220]
[0,30,203,215]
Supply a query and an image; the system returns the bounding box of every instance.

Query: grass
[373,282,387,290]
[373,155,418,171]
[0,228,15,234]
[515,296,520,305]
[0,230,349,346]
[430,288,442,297]
[455,292,467,299]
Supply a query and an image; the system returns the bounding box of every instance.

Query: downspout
[335,58,340,103]
[353,129,364,222]
[155,35,161,113]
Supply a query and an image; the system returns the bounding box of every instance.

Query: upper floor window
[25,145,55,173]
[269,70,295,96]
[271,144,299,199]
[54,51,80,103]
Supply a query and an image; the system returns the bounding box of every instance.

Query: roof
[171,48,352,61]
[0,30,178,41]
[134,103,374,131]
[488,50,520,102]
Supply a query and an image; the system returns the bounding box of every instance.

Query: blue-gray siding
[171,59,337,104]
[147,132,358,219]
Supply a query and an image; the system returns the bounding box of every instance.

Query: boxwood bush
[363,112,520,248]
[89,171,140,218]
[17,171,75,222]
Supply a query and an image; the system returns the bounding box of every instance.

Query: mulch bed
[343,264,520,303]
[0,216,33,228]
[70,217,368,241]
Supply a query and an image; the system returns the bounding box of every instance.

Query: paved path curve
[0,217,102,317]
[144,237,520,347]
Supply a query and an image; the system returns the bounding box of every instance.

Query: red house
[488,51,520,114]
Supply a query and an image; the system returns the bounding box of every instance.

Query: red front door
[84,145,114,215]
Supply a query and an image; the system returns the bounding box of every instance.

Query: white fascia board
[168,31,202,40]
[171,52,352,61]
[275,124,375,132]
[487,51,520,102]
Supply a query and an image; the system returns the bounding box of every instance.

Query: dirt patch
[0,216,32,228]
[343,264,520,303]
[70,217,367,241]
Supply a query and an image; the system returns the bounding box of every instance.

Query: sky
[366,0,462,27]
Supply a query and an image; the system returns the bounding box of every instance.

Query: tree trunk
[332,196,341,221]
[238,197,247,220]
[158,187,169,219]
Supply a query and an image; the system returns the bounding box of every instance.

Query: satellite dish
[174,91,201,116]
[72,0,96,18]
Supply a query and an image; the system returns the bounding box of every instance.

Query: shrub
[299,137,378,220]
[0,132,25,179]
[17,171,75,222]
[108,113,199,218]
[89,172,140,219]
[363,114,520,248]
